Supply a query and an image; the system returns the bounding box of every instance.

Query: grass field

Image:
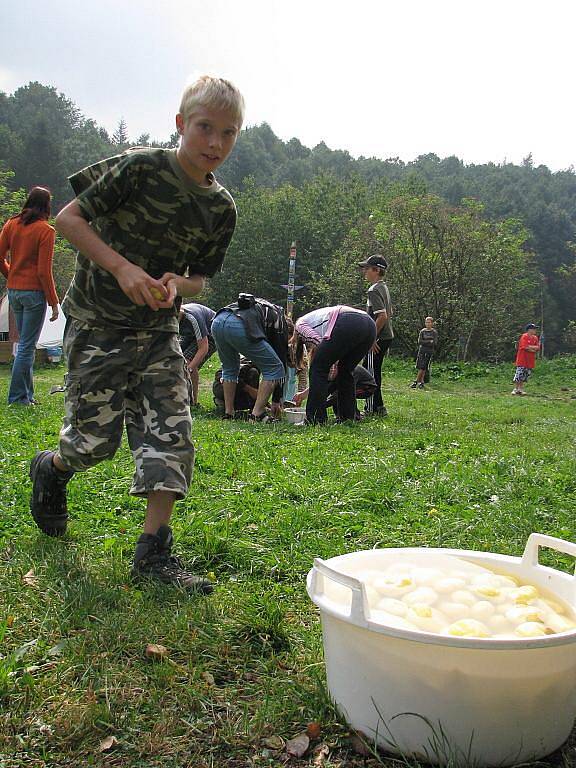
[1,356,575,768]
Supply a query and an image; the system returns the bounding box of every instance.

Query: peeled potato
[434,577,466,593]
[471,601,496,621]
[472,585,501,598]
[377,598,407,617]
[150,287,166,300]
[515,622,548,638]
[438,601,471,619]
[451,590,476,607]
[373,575,413,597]
[403,587,438,606]
[510,585,539,604]
[488,614,510,633]
[546,614,576,634]
[543,598,566,615]
[505,605,544,625]
[446,619,491,638]
[412,567,442,585]
[407,605,444,632]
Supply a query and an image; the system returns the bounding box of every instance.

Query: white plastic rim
[307,534,576,650]
[284,407,306,424]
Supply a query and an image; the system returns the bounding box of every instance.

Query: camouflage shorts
[57,319,194,499]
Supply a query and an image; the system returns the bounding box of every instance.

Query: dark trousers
[307,312,376,424]
[364,338,392,413]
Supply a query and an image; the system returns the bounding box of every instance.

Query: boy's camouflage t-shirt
[62,148,236,331]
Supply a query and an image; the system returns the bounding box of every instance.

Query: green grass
[0,356,575,767]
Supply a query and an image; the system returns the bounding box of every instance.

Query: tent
[0,292,9,339]
[0,292,66,348]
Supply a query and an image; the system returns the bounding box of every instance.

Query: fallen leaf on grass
[201,671,215,686]
[349,730,372,757]
[306,721,321,739]
[98,735,118,752]
[46,640,68,658]
[6,615,14,627]
[285,732,309,758]
[23,569,38,587]
[145,643,169,661]
[262,735,284,750]
[313,744,330,765]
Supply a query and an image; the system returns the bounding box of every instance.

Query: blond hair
[179,76,245,127]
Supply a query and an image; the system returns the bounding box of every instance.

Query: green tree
[371,193,537,360]
[0,169,26,222]
[112,118,129,147]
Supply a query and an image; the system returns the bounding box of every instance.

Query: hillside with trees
[1,82,575,359]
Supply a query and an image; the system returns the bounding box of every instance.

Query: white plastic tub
[307,534,576,766]
[284,407,306,424]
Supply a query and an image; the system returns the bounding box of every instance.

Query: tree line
[1,82,575,359]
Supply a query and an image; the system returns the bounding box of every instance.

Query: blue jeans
[211,311,285,382]
[7,289,46,404]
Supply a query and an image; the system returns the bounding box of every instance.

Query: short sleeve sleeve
[368,283,389,314]
[74,153,140,222]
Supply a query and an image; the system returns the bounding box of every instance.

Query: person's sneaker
[417,383,425,390]
[29,450,74,536]
[375,406,388,416]
[410,381,418,389]
[132,525,213,594]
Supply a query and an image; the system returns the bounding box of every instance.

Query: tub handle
[310,558,369,626]
[522,534,576,600]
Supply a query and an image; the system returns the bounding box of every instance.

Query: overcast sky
[2,0,574,170]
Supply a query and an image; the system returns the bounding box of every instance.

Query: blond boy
[29,76,244,592]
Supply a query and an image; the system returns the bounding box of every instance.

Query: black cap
[525,323,537,331]
[358,254,388,270]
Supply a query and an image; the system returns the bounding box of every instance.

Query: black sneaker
[132,525,213,594]
[410,381,418,389]
[29,450,74,537]
[417,383,425,390]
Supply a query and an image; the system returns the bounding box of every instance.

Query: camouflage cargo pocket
[63,373,82,428]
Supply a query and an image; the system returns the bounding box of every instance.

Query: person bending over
[211,293,289,422]
[293,305,376,424]
[179,302,217,405]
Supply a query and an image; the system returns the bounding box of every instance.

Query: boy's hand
[115,261,169,310]
[158,272,204,304]
[371,340,381,354]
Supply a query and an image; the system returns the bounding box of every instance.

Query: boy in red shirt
[512,323,540,395]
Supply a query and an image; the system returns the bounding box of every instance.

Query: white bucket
[307,534,576,767]
[284,407,306,424]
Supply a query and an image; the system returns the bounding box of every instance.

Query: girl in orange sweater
[0,187,59,405]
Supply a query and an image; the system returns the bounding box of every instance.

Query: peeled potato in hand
[150,287,166,300]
